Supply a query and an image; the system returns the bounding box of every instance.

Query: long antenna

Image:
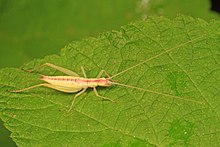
[112,82,203,104]
[110,35,206,79]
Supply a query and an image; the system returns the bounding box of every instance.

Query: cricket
[11,36,204,112]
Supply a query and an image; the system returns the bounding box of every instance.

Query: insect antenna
[111,81,203,104]
[110,35,207,79]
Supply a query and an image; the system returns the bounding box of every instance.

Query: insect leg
[96,70,111,78]
[93,87,115,102]
[26,63,80,77]
[81,66,87,78]
[80,66,110,78]
[67,88,87,113]
[10,84,48,93]
[11,83,82,93]
[10,83,61,93]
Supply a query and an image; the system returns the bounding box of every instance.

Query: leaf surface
[0,15,220,146]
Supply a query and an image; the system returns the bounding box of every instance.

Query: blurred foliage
[141,0,219,20]
[0,0,141,68]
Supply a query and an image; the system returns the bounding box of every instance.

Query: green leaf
[0,15,220,146]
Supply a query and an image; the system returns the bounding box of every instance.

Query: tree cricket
[11,36,204,112]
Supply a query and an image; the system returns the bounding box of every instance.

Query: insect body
[11,36,205,112]
[41,76,112,92]
[11,63,115,112]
